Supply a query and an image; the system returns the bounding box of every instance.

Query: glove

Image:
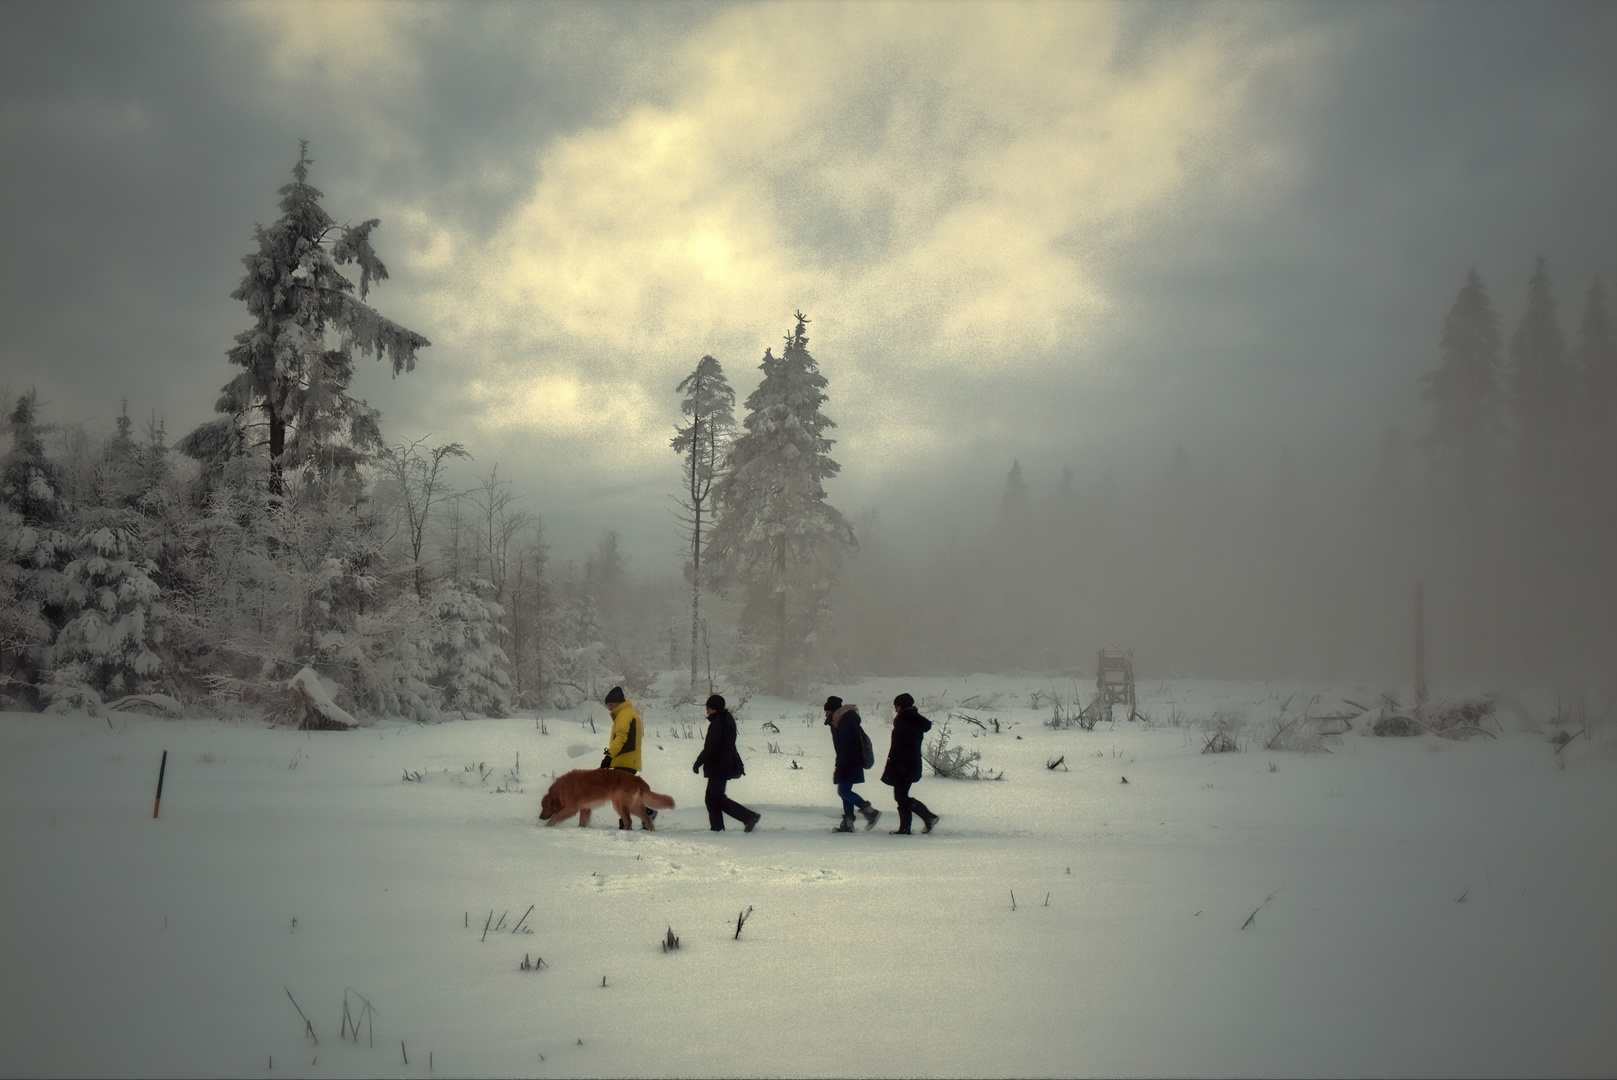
[600,753,612,769]
[692,762,700,774]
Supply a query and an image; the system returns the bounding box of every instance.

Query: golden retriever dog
[539,768,675,830]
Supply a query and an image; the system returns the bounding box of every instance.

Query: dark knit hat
[705,694,726,711]
[823,695,843,712]
[604,686,625,705]
[894,692,915,710]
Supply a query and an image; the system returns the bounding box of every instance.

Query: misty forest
[2,149,1614,717]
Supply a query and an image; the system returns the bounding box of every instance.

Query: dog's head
[539,790,560,820]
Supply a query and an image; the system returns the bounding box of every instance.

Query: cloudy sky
[2,1,1612,569]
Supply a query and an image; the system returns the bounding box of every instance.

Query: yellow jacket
[605,700,643,772]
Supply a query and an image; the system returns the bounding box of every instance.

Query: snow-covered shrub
[0,509,71,706]
[50,524,166,700]
[319,593,439,723]
[40,661,103,715]
[924,719,1003,780]
[1198,708,1247,752]
[430,583,511,717]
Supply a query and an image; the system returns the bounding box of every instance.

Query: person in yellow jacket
[600,686,654,828]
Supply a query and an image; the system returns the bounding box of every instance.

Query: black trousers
[891,781,932,830]
[705,776,753,831]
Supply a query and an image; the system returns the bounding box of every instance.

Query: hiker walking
[824,696,880,832]
[601,686,654,828]
[882,693,940,834]
[692,694,761,832]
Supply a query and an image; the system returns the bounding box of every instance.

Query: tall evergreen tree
[211,142,429,495]
[1421,268,1505,543]
[1570,276,1617,648]
[672,355,736,689]
[1506,257,1572,518]
[1,391,64,527]
[1573,276,1616,444]
[999,459,1031,527]
[585,528,628,630]
[711,312,855,692]
[0,392,70,703]
[1421,268,1506,671]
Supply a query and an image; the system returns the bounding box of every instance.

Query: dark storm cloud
[1,1,1612,567]
[0,1,714,443]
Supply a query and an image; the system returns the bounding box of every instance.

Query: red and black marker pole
[153,750,168,818]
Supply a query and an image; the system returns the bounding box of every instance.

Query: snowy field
[2,675,1614,1079]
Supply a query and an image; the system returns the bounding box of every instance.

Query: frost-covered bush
[923,719,1004,780]
[0,510,71,705]
[319,593,438,722]
[50,525,166,700]
[430,583,511,717]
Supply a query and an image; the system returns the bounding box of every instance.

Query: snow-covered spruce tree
[672,355,736,690]
[429,582,511,716]
[0,392,72,706]
[0,505,68,708]
[45,523,166,711]
[709,312,856,693]
[1,391,65,529]
[90,401,144,510]
[212,142,428,495]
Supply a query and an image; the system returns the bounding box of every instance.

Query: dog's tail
[643,790,676,810]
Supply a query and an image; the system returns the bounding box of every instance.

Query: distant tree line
[826,260,1614,687]
[3,146,1605,714]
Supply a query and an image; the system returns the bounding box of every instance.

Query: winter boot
[833,814,856,833]
[889,826,912,834]
[921,811,940,834]
[859,805,882,831]
[744,812,761,833]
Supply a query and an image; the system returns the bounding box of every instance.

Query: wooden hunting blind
[1096,648,1135,713]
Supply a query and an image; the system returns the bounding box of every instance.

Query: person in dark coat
[881,692,940,834]
[824,696,881,832]
[692,695,760,832]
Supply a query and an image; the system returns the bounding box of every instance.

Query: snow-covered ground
[2,675,1613,1078]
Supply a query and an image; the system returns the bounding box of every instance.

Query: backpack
[859,727,874,769]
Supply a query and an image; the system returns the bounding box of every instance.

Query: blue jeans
[836,780,870,816]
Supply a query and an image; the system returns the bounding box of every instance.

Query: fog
[2,1,1613,690]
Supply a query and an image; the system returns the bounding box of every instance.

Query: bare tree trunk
[690,502,701,690]
[267,403,286,496]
